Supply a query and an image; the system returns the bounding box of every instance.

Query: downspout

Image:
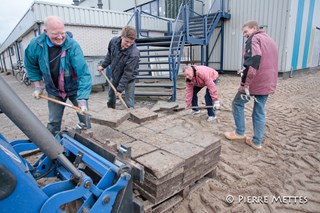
[36,23,41,36]
[8,48,14,75]
[15,41,21,61]
[0,54,3,72]
[220,20,224,73]
[2,53,7,72]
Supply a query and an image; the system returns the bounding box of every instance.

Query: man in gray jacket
[98,26,140,109]
[224,20,278,150]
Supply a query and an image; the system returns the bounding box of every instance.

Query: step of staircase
[135,83,173,88]
[135,91,173,97]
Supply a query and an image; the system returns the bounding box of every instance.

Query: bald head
[44,16,65,30]
[44,16,66,46]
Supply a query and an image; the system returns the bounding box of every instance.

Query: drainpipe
[2,53,7,72]
[15,41,21,61]
[0,54,3,72]
[8,48,14,75]
[97,0,103,9]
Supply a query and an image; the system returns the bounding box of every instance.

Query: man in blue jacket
[98,26,140,109]
[25,16,92,135]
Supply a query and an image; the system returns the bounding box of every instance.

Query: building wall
[192,0,320,72]
[222,0,289,72]
[286,0,319,71]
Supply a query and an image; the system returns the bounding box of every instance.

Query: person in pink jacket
[224,20,278,150]
[183,65,220,122]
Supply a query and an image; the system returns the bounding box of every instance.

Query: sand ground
[1,67,320,213]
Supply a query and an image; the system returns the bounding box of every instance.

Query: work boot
[224,131,246,142]
[107,103,115,109]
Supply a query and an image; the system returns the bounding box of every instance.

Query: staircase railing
[127,9,173,38]
[186,6,207,41]
[206,0,228,38]
[169,4,185,76]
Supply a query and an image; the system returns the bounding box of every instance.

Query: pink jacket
[240,30,278,95]
[185,65,219,107]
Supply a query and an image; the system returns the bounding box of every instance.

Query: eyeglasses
[50,32,66,36]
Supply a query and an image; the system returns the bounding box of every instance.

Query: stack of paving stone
[87,102,221,206]
[129,131,221,205]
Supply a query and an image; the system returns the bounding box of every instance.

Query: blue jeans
[108,80,135,108]
[192,86,215,117]
[47,94,89,135]
[232,91,269,145]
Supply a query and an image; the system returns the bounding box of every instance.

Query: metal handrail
[128,9,173,38]
[169,3,184,74]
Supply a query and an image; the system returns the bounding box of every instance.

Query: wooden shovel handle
[188,105,214,109]
[99,71,129,111]
[39,94,90,116]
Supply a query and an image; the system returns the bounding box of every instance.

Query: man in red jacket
[224,20,278,150]
[183,65,220,122]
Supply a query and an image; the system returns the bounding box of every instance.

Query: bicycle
[14,60,31,86]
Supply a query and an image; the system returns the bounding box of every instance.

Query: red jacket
[185,65,219,107]
[240,30,278,95]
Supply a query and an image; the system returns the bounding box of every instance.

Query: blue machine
[0,132,134,213]
[0,76,141,213]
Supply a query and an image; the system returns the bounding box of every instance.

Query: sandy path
[1,68,320,212]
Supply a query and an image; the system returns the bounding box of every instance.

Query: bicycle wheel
[15,70,24,83]
[24,75,32,86]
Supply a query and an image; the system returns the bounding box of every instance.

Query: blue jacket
[24,33,92,100]
[101,36,140,93]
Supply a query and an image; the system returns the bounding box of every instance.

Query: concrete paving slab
[130,107,158,124]
[135,149,184,179]
[125,140,158,159]
[90,107,130,127]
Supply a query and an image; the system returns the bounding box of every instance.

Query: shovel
[39,94,91,116]
[188,105,214,109]
[99,71,129,111]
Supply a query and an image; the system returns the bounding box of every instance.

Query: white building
[1,0,319,81]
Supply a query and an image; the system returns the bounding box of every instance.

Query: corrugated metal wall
[286,0,319,71]
[222,0,289,72]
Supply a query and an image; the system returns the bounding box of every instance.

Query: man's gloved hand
[240,86,251,101]
[244,87,250,96]
[213,101,221,110]
[32,86,44,99]
[77,100,88,113]
[237,68,244,77]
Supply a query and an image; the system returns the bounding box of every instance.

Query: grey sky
[0,0,73,44]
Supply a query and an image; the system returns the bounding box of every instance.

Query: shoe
[224,131,246,141]
[191,110,201,115]
[207,116,217,122]
[245,137,262,150]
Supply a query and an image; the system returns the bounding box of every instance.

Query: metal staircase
[130,0,230,101]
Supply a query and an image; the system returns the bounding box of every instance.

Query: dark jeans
[191,86,215,117]
[107,80,135,108]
